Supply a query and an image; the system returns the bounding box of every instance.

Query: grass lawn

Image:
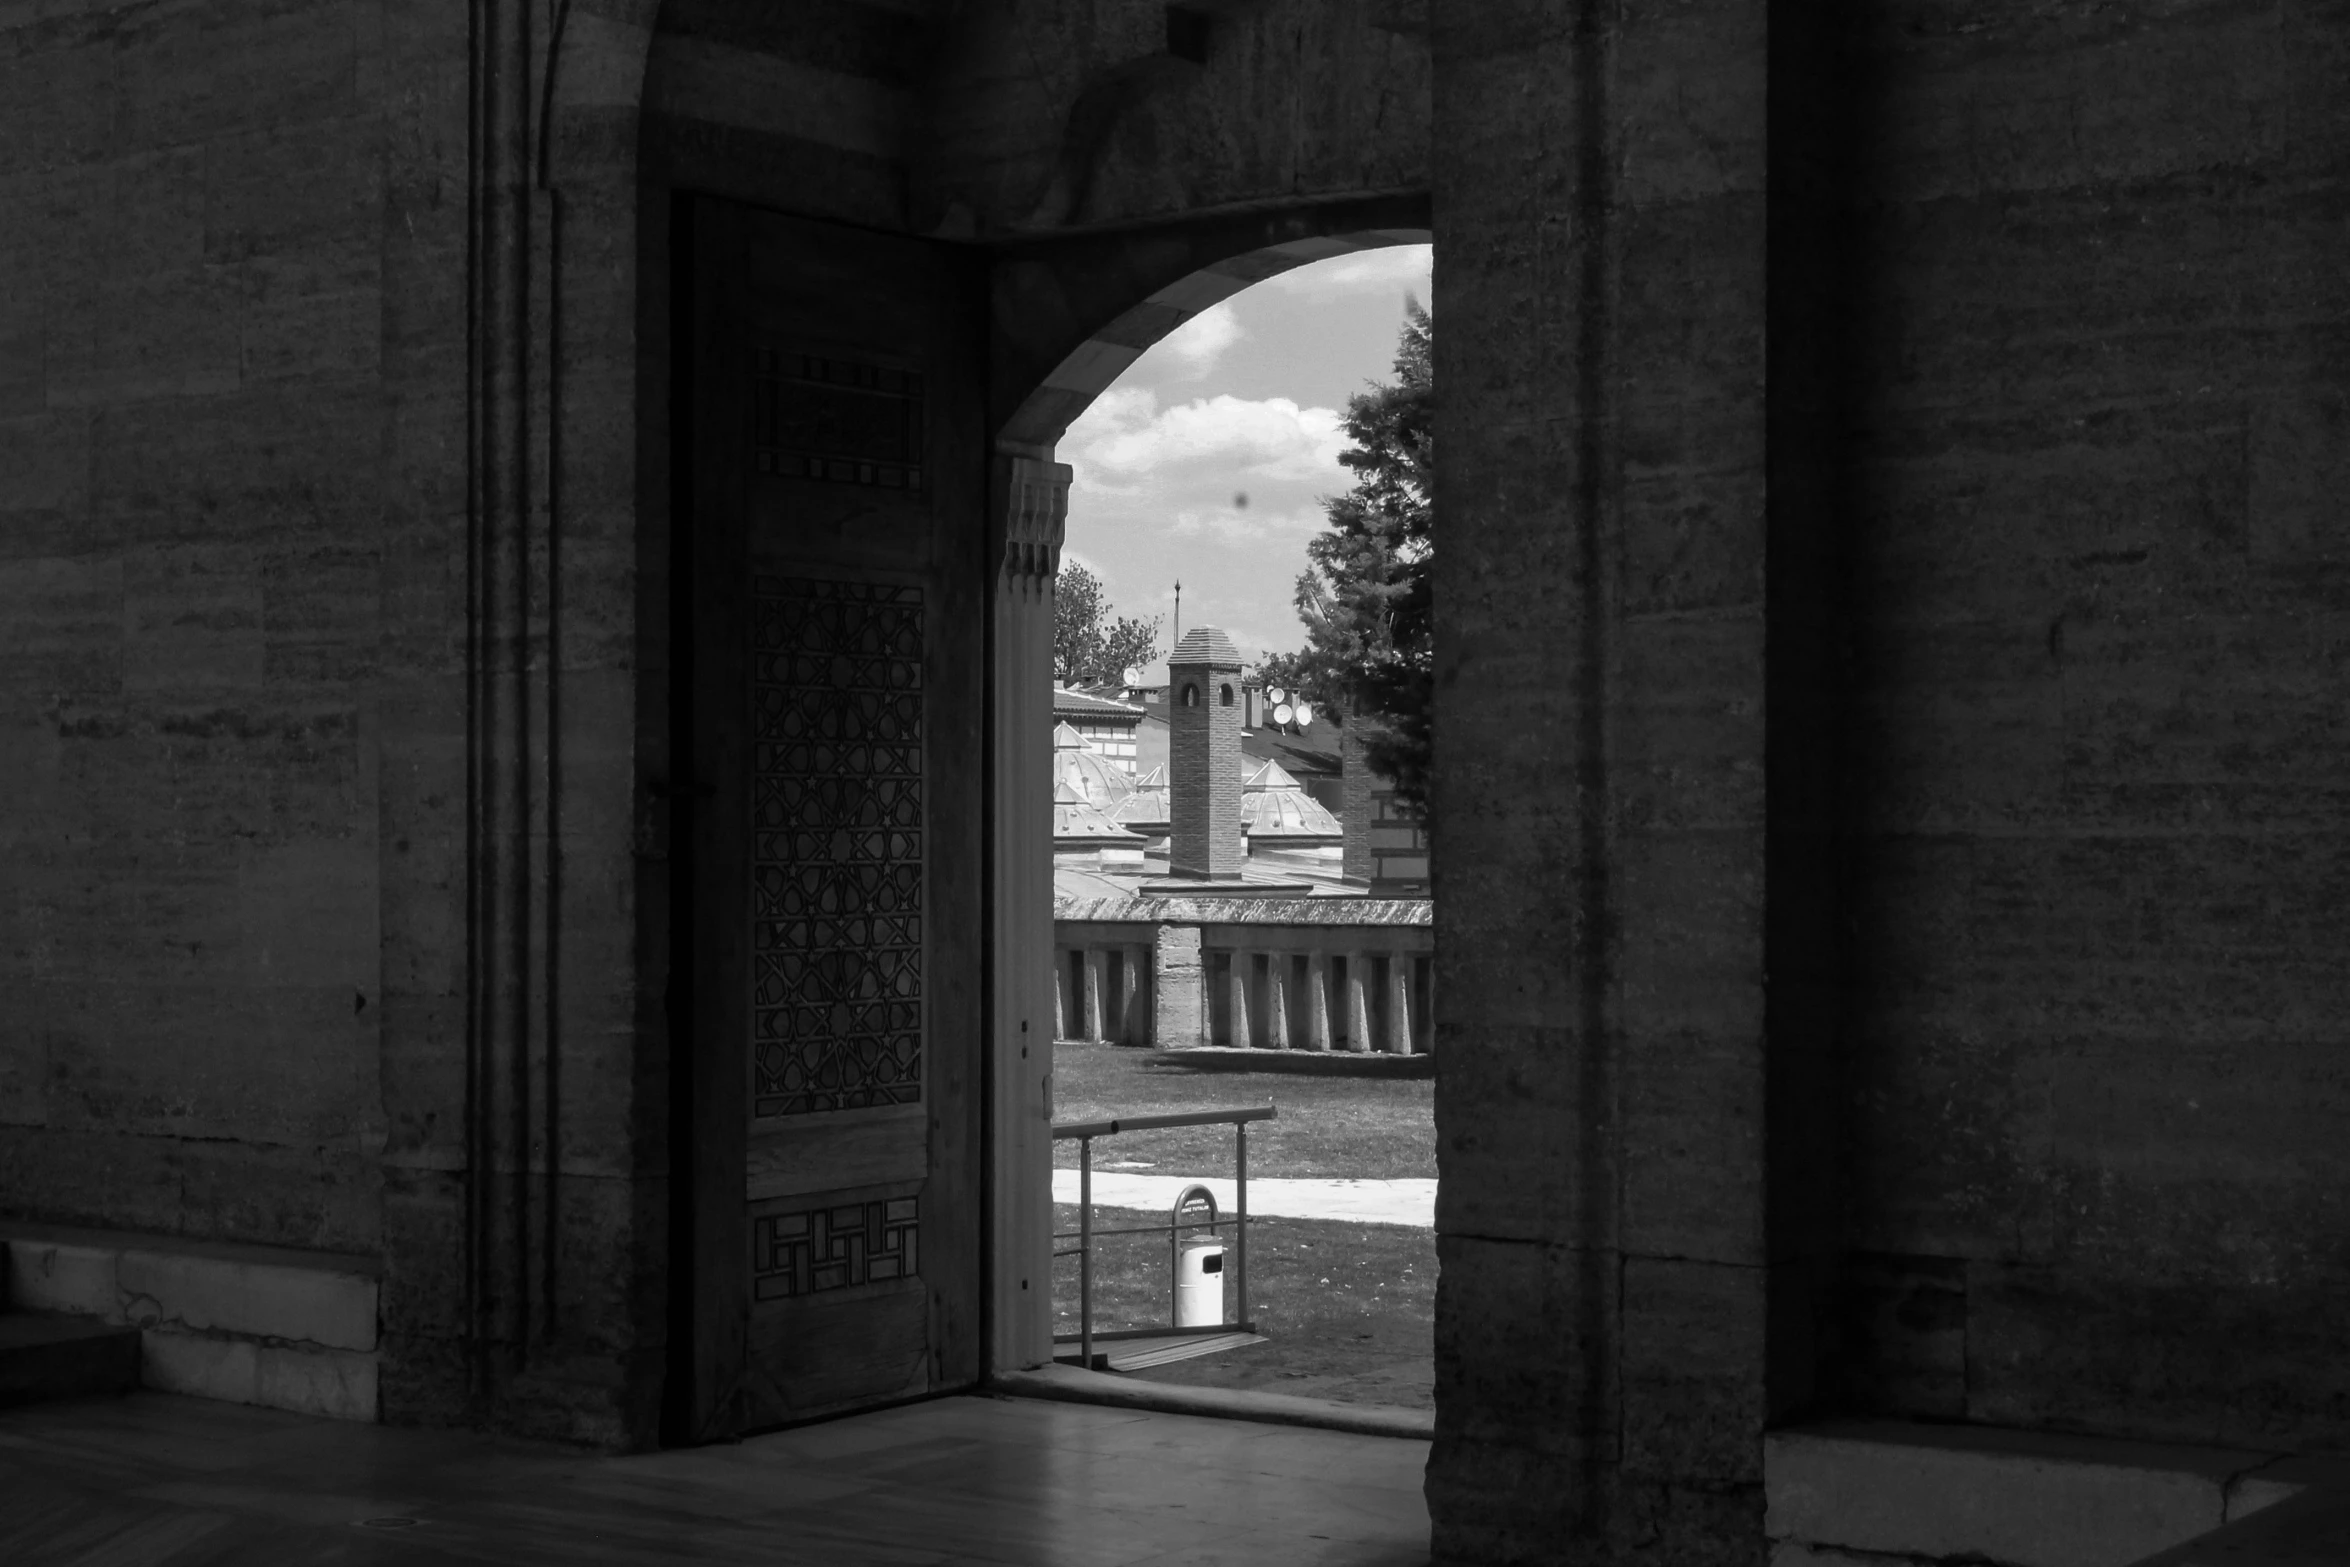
[1050,1038,1434,1179]
[1049,1037,1435,1409]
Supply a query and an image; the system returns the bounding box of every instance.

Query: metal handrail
[1051,1103,1276,1372]
[1052,1105,1277,1140]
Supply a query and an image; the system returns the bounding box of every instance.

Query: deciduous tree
[1054,562,1162,687]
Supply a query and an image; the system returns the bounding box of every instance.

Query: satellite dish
[1292,702,1315,728]
[1122,666,1141,685]
[1273,702,1295,727]
[1266,686,1287,705]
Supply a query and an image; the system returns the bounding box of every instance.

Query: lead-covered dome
[1240,759,1343,846]
[1051,721,1134,808]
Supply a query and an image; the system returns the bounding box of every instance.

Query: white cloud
[1064,390,1348,493]
[1159,302,1246,377]
[1260,243,1433,299]
[1167,503,1325,547]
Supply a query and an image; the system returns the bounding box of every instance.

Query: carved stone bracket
[995,449,1070,590]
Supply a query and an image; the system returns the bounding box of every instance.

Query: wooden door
[681,198,987,1439]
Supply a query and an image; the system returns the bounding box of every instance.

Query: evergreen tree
[1259,297,1432,815]
[1053,562,1162,687]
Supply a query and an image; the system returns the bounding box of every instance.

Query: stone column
[1263,953,1291,1050]
[1123,945,1150,1045]
[1387,954,1414,1055]
[988,447,1068,1374]
[1082,948,1107,1042]
[1303,952,1332,1051]
[1427,7,1781,1560]
[1153,923,1204,1048]
[1415,956,1434,1059]
[1227,957,1254,1049]
[1053,952,1070,1040]
[1342,954,1371,1053]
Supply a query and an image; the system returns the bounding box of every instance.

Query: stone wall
[0,0,425,1260]
[1835,1,2350,1450]
[1427,2,2350,1561]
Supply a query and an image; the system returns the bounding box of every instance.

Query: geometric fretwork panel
[753,347,926,491]
[751,576,925,1118]
[752,1196,921,1301]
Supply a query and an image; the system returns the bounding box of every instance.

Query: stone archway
[979,211,1431,1372]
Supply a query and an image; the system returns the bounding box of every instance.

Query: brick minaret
[1167,626,1245,880]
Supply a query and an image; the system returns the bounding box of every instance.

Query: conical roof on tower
[1168,626,1241,667]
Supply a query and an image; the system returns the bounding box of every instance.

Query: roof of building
[1241,760,1345,842]
[1168,626,1242,668]
[1052,722,1134,807]
[1051,686,1145,723]
[1239,711,1344,780]
[1054,893,1431,924]
[1050,848,1370,905]
[1052,778,1148,847]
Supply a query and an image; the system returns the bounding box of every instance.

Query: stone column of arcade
[1124,944,1151,1045]
[1387,956,1415,1055]
[1083,950,1109,1042]
[1305,953,1334,1051]
[1343,955,1372,1053]
[1264,954,1292,1050]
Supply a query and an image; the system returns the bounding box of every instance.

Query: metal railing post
[1080,1134,1093,1370]
[1048,1105,1275,1360]
[1235,1120,1249,1332]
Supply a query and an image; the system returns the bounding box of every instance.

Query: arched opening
[990,226,1434,1411]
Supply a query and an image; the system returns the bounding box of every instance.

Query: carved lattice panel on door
[750,1196,921,1301]
[750,576,925,1118]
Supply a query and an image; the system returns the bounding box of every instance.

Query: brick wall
[1168,650,1244,879]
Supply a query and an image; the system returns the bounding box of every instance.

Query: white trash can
[1175,1235,1226,1327]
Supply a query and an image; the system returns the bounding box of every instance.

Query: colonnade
[1053,937,1431,1054]
[1055,945,1153,1046]
[1214,949,1428,1054]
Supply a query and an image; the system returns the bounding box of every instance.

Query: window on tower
[1181,683,1200,707]
[1219,684,1234,706]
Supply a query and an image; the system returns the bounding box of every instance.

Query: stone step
[0,1312,141,1409]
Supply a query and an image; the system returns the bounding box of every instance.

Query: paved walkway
[1052,1170,1435,1228]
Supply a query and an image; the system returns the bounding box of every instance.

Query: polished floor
[0,1390,1431,1566]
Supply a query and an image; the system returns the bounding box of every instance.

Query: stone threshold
[1768,1417,2350,1567]
[988,1363,1432,1441]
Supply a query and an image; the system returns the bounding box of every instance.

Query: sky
[1058,243,1433,670]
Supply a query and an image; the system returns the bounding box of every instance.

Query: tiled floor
[0,1390,1431,1566]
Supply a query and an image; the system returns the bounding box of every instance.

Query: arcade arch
[982,222,1430,1374]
